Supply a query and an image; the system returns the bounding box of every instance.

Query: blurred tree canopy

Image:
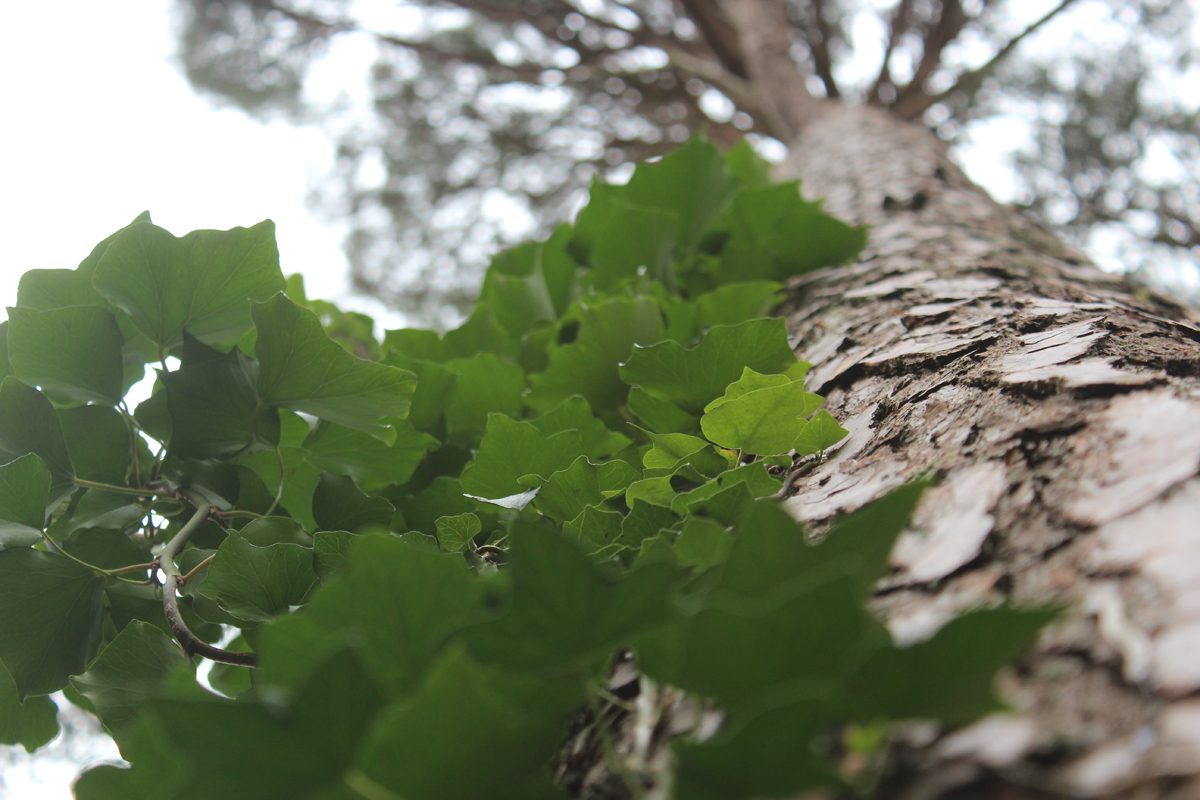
[174,0,1198,323]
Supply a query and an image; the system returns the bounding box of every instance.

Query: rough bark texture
[778,103,1200,798]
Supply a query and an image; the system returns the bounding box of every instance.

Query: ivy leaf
[70,620,187,732]
[0,453,50,547]
[93,220,285,350]
[81,649,386,800]
[57,405,130,484]
[435,512,481,552]
[717,183,867,282]
[0,549,105,699]
[252,294,415,442]
[257,535,482,694]
[529,456,638,523]
[527,296,664,414]
[311,473,395,532]
[527,395,630,460]
[198,533,317,622]
[564,505,626,551]
[663,281,783,341]
[674,690,841,800]
[443,352,526,441]
[313,530,354,577]
[303,420,437,491]
[794,408,849,456]
[356,647,577,800]
[574,138,739,254]
[628,386,697,434]
[163,335,279,459]
[586,200,680,289]
[460,414,583,500]
[382,355,456,433]
[620,319,802,414]
[467,520,680,671]
[237,443,320,529]
[700,375,824,455]
[673,517,734,571]
[848,606,1057,724]
[479,231,577,337]
[0,661,58,752]
[6,306,125,404]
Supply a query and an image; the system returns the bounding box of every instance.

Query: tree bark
[778,102,1200,798]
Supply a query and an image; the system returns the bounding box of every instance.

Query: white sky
[0,1,350,314]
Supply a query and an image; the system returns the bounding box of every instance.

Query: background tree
[176,0,1198,321]
[170,1,1200,796]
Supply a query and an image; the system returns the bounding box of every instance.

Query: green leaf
[673,517,734,571]
[86,649,385,800]
[564,505,626,551]
[0,379,78,501]
[674,689,841,800]
[794,408,849,455]
[70,620,187,732]
[718,183,867,282]
[700,374,824,455]
[434,512,481,552]
[587,200,680,289]
[0,660,58,752]
[530,456,638,523]
[313,530,354,577]
[6,306,124,404]
[620,318,801,414]
[258,535,482,694]
[198,533,317,622]
[311,473,394,532]
[460,414,583,500]
[527,395,630,460]
[356,647,577,800]
[480,231,577,337]
[303,420,436,491]
[93,219,285,350]
[467,520,680,671]
[57,405,130,484]
[0,549,105,699]
[443,352,526,441]
[252,293,415,441]
[0,453,50,547]
[628,386,697,434]
[527,296,664,414]
[238,445,320,530]
[848,607,1057,724]
[575,138,740,253]
[163,335,279,459]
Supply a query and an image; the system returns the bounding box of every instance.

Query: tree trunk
[777,102,1200,798]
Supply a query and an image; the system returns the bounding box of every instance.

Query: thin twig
[160,501,258,667]
[908,0,1079,119]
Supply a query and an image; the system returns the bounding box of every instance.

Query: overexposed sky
[0,1,349,312]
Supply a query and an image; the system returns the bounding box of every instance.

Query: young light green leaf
[700,378,825,455]
[794,408,849,456]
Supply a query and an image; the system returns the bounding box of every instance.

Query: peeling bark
[776,104,1200,798]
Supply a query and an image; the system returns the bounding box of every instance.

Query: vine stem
[160,501,258,667]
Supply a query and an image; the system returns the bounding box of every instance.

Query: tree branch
[807,0,841,99]
[677,0,749,78]
[893,0,967,119]
[911,0,1080,119]
[160,501,258,668]
[721,0,824,141]
[868,0,914,106]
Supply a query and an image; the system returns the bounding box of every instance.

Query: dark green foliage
[0,141,1050,799]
